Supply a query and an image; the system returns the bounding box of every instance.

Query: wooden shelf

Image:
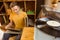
[0,0,3,2]
[4,0,23,2]
[0,0,36,26]
[24,0,36,1]
[0,14,9,15]
[0,14,35,16]
[27,14,35,15]
[0,1,3,2]
[0,5,4,11]
[3,0,36,2]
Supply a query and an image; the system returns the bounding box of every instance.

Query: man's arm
[5,21,14,29]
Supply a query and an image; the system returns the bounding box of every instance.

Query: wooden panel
[0,2,3,11]
[0,15,5,24]
[26,1,35,11]
[21,27,34,40]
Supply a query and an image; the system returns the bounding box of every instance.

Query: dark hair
[52,2,56,4]
[10,2,18,8]
[52,0,57,4]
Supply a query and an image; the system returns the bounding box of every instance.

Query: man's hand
[5,26,9,29]
[5,21,13,30]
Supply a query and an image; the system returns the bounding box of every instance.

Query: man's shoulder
[20,11,27,15]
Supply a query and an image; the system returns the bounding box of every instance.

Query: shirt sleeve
[24,12,27,18]
[23,12,28,26]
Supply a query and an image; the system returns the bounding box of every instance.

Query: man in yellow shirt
[3,2,27,40]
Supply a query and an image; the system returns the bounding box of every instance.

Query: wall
[36,0,45,18]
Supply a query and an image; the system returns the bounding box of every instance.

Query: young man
[3,2,27,40]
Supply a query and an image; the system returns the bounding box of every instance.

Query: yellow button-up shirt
[9,11,27,30]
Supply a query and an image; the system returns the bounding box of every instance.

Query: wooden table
[0,26,34,40]
[21,27,34,40]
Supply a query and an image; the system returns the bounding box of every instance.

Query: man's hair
[10,2,18,8]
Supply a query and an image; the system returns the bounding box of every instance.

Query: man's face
[11,6,20,13]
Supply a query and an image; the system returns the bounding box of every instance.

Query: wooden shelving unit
[0,0,36,26]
